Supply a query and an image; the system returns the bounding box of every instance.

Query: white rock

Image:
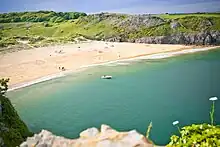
[97,140,112,147]
[101,124,112,133]
[80,127,99,138]
[20,142,28,147]
[121,130,149,146]
[26,138,39,146]
[20,125,154,147]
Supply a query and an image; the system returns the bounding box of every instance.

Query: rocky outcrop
[105,31,220,45]
[117,15,165,30]
[170,21,181,29]
[20,125,154,147]
[84,13,165,31]
[105,36,122,42]
[132,31,220,45]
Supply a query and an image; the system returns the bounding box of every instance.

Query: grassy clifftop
[0,12,220,51]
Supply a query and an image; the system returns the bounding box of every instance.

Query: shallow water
[8,48,220,145]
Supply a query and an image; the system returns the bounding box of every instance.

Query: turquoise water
[8,49,220,145]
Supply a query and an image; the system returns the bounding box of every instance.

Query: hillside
[0,79,32,147]
[0,12,220,52]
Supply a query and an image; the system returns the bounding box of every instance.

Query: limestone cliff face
[106,31,220,45]
[20,125,155,147]
[133,31,220,45]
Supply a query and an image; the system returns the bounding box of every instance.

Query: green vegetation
[167,124,220,147]
[0,11,87,23]
[0,78,32,147]
[0,78,9,95]
[167,97,219,147]
[145,96,219,147]
[154,12,220,19]
[146,121,153,139]
[0,12,220,51]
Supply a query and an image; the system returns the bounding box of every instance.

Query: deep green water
[8,49,220,145]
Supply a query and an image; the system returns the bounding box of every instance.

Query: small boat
[101,75,112,79]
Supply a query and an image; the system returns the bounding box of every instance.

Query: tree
[0,78,9,96]
[0,11,87,23]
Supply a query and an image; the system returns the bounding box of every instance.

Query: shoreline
[7,45,220,92]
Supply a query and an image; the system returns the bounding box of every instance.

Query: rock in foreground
[20,124,154,147]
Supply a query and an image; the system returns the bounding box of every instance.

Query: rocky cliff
[20,125,155,147]
[106,31,220,45]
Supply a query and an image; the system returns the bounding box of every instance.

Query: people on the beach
[58,66,66,71]
[55,50,63,54]
[117,52,121,59]
[61,67,65,71]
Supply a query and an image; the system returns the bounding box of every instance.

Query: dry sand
[0,41,218,88]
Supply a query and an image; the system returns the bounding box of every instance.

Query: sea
[7,48,220,145]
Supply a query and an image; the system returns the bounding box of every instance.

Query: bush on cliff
[168,97,220,147]
[0,78,32,147]
[168,124,220,147]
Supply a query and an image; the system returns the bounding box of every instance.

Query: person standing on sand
[117,52,121,59]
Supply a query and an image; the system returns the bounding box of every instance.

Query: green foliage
[0,79,32,147]
[0,11,87,23]
[168,97,219,147]
[210,101,215,126]
[127,23,172,39]
[155,13,220,19]
[43,22,51,27]
[146,121,152,139]
[176,16,220,32]
[0,78,9,96]
[28,36,45,44]
[0,12,220,50]
[167,124,220,147]
[0,37,17,47]
[0,95,33,147]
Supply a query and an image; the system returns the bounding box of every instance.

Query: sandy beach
[0,41,219,89]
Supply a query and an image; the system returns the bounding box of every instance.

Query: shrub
[0,38,17,47]
[167,124,220,147]
[168,97,219,146]
[43,23,50,27]
[0,79,33,147]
